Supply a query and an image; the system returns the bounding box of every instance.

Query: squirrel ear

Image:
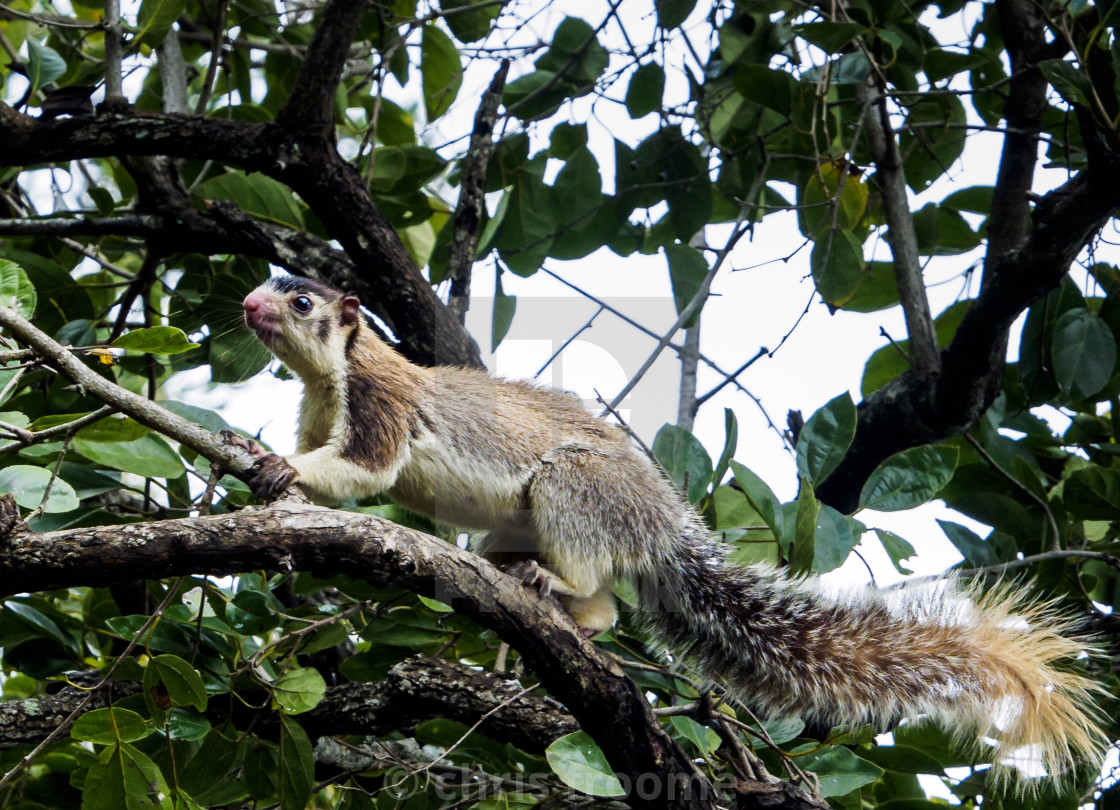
[340,296,361,326]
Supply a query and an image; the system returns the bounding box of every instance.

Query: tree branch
[0,104,482,368]
[446,60,509,323]
[278,0,367,127]
[0,503,722,810]
[0,656,580,755]
[0,303,257,475]
[818,162,1120,512]
[857,83,939,377]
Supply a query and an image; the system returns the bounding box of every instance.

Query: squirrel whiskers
[238,274,1107,792]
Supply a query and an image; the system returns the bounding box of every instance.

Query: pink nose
[243,292,273,329]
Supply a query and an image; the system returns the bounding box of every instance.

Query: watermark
[379,766,734,803]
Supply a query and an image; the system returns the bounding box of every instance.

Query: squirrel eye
[291,296,313,314]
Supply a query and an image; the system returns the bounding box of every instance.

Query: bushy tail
[639,534,1106,790]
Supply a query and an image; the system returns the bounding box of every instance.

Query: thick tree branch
[0,303,257,475]
[0,503,718,810]
[0,656,579,755]
[277,0,366,127]
[0,103,481,368]
[818,162,1120,512]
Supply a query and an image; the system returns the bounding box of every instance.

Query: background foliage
[0,0,1119,807]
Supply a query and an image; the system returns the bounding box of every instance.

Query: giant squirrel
[239,274,1105,790]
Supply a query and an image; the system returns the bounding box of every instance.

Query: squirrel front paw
[249,453,300,500]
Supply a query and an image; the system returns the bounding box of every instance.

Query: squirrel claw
[222,429,269,458]
[249,453,299,500]
[505,560,556,599]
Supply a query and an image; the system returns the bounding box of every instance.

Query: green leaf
[193,171,304,230]
[278,715,315,810]
[166,707,211,742]
[439,0,501,43]
[72,708,153,745]
[545,731,625,797]
[0,260,37,319]
[421,24,463,120]
[655,0,696,28]
[1064,465,1120,520]
[134,0,185,50]
[4,599,77,649]
[492,271,516,351]
[937,519,999,567]
[625,62,665,118]
[859,445,959,512]
[1038,58,1093,107]
[874,529,916,575]
[227,590,280,634]
[664,243,709,327]
[811,504,859,573]
[652,423,713,503]
[800,163,868,236]
[791,478,817,574]
[841,262,898,313]
[796,393,856,484]
[26,40,66,99]
[272,667,327,715]
[795,744,884,797]
[1052,308,1116,400]
[901,94,967,190]
[811,230,865,306]
[149,654,208,711]
[110,326,200,355]
[734,64,801,116]
[82,742,172,810]
[729,461,785,545]
[796,22,863,53]
[669,715,719,755]
[0,465,79,512]
[711,408,738,489]
[73,432,184,479]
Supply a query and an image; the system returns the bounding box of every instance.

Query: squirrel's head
[243,276,361,379]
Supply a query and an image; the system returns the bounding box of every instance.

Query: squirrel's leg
[517,444,655,636]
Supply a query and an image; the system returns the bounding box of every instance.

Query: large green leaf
[811,504,861,573]
[193,171,304,230]
[82,742,172,810]
[134,0,185,50]
[859,445,959,512]
[545,731,625,797]
[110,327,200,355]
[1052,308,1116,400]
[278,715,315,810]
[71,708,153,745]
[794,744,884,797]
[147,654,208,711]
[791,478,817,574]
[653,423,713,503]
[73,431,185,479]
[796,393,857,484]
[421,24,463,120]
[272,667,327,715]
[0,465,80,512]
[729,460,786,546]
[26,39,66,99]
[664,243,709,327]
[811,229,865,306]
[625,62,665,118]
[0,260,37,319]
